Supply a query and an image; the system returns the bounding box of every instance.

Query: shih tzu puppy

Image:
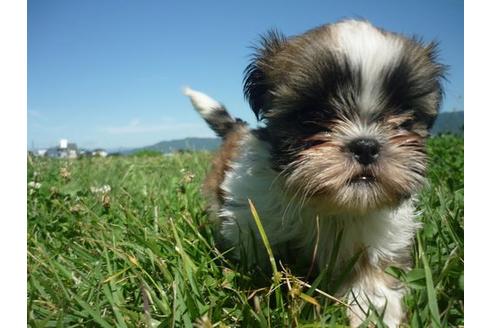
[184,19,444,327]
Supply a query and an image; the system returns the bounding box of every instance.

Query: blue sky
[28,0,463,150]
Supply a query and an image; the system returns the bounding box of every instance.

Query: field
[27,135,464,327]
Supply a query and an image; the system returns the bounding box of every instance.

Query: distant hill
[432,111,464,135]
[129,137,221,154]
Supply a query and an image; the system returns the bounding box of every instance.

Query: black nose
[348,138,380,165]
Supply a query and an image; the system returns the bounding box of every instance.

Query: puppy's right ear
[243,30,287,120]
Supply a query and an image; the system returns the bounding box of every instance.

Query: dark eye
[301,121,331,133]
[304,139,326,148]
[399,119,414,131]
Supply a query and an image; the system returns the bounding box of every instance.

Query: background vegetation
[27,134,463,327]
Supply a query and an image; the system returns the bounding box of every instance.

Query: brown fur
[202,125,248,214]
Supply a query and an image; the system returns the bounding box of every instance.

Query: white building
[59,139,68,149]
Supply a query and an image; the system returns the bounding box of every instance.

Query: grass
[27,134,463,327]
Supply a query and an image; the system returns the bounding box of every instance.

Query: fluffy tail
[183,87,243,138]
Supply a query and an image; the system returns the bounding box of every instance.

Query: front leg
[346,267,406,327]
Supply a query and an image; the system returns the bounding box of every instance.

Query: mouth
[349,172,376,184]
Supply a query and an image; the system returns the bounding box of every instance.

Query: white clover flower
[90,184,111,194]
[71,272,82,285]
[101,185,111,193]
[28,181,42,189]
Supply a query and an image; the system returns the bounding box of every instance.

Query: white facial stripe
[332,20,403,115]
[335,118,386,144]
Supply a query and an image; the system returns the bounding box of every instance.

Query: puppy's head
[244,20,445,213]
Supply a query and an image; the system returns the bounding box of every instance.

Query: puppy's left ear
[392,39,447,131]
[420,41,448,129]
[243,29,287,120]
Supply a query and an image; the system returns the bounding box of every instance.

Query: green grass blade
[72,294,113,328]
[418,234,441,327]
[248,199,286,318]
